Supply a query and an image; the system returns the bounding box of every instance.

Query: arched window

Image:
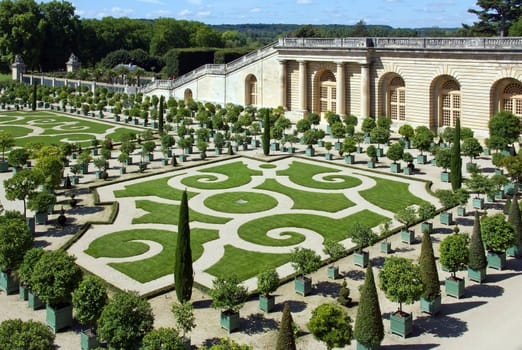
[502,82,522,118]
[319,71,336,115]
[246,75,258,105]
[388,77,405,121]
[184,89,193,105]
[440,79,460,127]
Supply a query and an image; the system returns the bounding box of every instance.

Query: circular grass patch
[204,191,278,213]
[259,164,277,169]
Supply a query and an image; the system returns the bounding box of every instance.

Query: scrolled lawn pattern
[134,200,231,225]
[203,191,278,213]
[359,176,428,212]
[85,228,219,283]
[277,161,362,189]
[181,161,262,189]
[114,176,195,201]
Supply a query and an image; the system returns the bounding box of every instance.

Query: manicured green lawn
[237,210,386,246]
[114,175,195,200]
[256,179,354,212]
[181,161,262,189]
[277,161,362,189]
[133,200,231,225]
[204,191,278,213]
[0,125,32,138]
[85,228,219,283]
[259,164,277,169]
[205,245,291,281]
[359,176,429,212]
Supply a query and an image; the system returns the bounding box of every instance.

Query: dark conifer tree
[450,117,462,190]
[174,190,193,303]
[262,110,270,156]
[32,83,37,111]
[508,193,522,257]
[276,303,296,350]
[504,195,512,215]
[354,263,384,349]
[419,231,440,303]
[469,210,487,271]
[158,95,164,136]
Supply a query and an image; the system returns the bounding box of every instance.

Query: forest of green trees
[0,0,520,78]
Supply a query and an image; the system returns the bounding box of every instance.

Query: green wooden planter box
[467,267,486,283]
[390,312,413,338]
[0,270,18,294]
[259,295,275,313]
[287,146,295,154]
[457,206,466,216]
[80,163,89,174]
[26,217,35,236]
[367,160,375,168]
[177,155,187,162]
[421,222,433,234]
[356,146,364,153]
[46,303,73,333]
[161,159,169,166]
[487,251,506,270]
[441,171,450,182]
[390,163,401,173]
[472,197,484,209]
[294,277,312,296]
[317,140,325,147]
[495,168,504,175]
[445,278,465,299]
[251,139,260,147]
[420,295,441,315]
[305,147,315,157]
[506,245,520,258]
[495,190,505,201]
[119,167,126,175]
[220,310,240,333]
[28,291,45,310]
[80,330,99,350]
[364,135,371,144]
[145,153,154,162]
[483,148,491,155]
[95,171,103,179]
[354,251,369,268]
[90,148,98,156]
[400,229,415,244]
[380,241,392,253]
[0,160,9,172]
[356,340,380,350]
[417,154,427,164]
[335,141,342,150]
[327,265,340,279]
[403,167,412,175]
[324,153,333,160]
[344,155,355,164]
[19,284,28,300]
[376,148,384,157]
[439,212,452,225]
[215,148,222,155]
[270,143,280,151]
[35,212,48,225]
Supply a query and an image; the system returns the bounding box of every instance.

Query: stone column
[298,60,308,112]
[336,62,345,116]
[278,59,287,109]
[360,63,370,118]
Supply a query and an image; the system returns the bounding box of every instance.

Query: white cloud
[179,9,192,16]
[297,0,312,4]
[110,7,135,17]
[196,10,211,17]
[250,7,261,13]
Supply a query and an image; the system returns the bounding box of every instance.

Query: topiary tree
[379,256,424,313]
[489,110,521,151]
[366,144,378,163]
[262,108,270,156]
[8,148,30,169]
[450,117,462,190]
[412,126,434,156]
[307,303,353,350]
[439,233,469,278]
[0,319,55,350]
[387,142,404,164]
[354,264,384,349]
[174,190,193,303]
[72,275,107,336]
[361,117,376,134]
[508,193,522,257]
[418,231,441,304]
[370,126,390,152]
[462,137,483,164]
[18,248,45,289]
[395,206,418,228]
[276,303,296,350]
[418,202,437,224]
[140,328,183,350]
[436,147,452,172]
[0,213,33,288]
[481,213,516,254]
[337,279,352,307]
[468,211,487,276]
[398,124,414,142]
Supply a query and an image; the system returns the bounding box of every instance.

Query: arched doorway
[184,89,193,105]
[319,70,336,117]
[245,74,258,105]
[491,78,522,119]
[431,76,461,130]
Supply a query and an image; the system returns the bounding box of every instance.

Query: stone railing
[276,37,522,50]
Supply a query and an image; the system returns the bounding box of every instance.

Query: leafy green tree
[0,213,32,273]
[379,256,424,312]
[466,0,522,36]
[97,291,154,350]
[482,213,516,253]
[462,137,483,164]
[307,303,353,350]
[489,111,521,149]
[4,168,44,217]
[33,155,64,190]
[350,222,378,253]
[18,247,44,288]
[499,154,522,187]
[158,95,164,135]
[398,124,414,141]
[140,328,183,350]
[201,337,253,350]
[418,231,440,301]
[354,264,384,349]
[171,301,196,339]
[276,303,296,350]
[72,275,108,330]
[290,247,321,278]
[469,211,487,270]
[8,148,30,168]
[508,193,522,255]
[387,142,404,164]
[0,132,15,162]
[209,275,248,313]
[413,126,434,155]
[331,122,346,142]
[440,233,469,278]
[370,126,390,151]
[451,117,462,190]
[256,268,279,297]
[361,117,376,134]
[30,250,83,306]
[436,148,452,172]
[174,190,193,303]
[465,173,494,199]
[0,319,54,350]
[323,239,345,267]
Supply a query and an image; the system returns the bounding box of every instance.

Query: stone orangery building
[146,37,522,135]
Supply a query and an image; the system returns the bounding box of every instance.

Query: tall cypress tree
[174,190,193,303]
[418,231,440,304]
[158,95,164,136]
[262,109,270,156]
[508,194,522,257]
[276,303,296,350]
[32,82,37,111]
[354,263,384,349]
[450,117,462,190]
[469,210,487,271]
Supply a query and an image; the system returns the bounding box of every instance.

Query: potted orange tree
[439,233,469,299]
[395,206,417,244]
[257,268,279,313]
[209,275,248,333]
[481,213,515,270]
[323,239,345,279]
[290,247,321,296]
[418,203,437,234]
[351,222,377,268]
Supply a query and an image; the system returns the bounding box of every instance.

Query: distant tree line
[0,0,518,76]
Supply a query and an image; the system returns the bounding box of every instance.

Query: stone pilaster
[298,60,308,112]
[360,63,370,118]
[336,62,345,116]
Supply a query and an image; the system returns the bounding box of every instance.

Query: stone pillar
[360,63,370,118]
[92,79,96,93]
[298,60,308,112]
[278,59,287,109]
[336,62,345,116]
[11,55,25,82]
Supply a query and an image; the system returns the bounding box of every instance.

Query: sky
[64,0,480,28]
